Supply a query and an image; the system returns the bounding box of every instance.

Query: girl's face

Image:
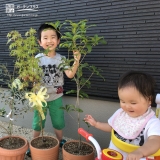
[118,87,151,118]
[38,29,60,52]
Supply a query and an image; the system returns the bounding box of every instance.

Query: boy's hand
[126,150,144,160]
[73,50,81,62]
[56,86,63,94]
[22,76,29,81]
[84,115,97,127]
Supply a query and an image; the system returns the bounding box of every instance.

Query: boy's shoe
[26,148,31,157]
[60,139,66,148]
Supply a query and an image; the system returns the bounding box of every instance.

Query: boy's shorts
[32,97,65,131]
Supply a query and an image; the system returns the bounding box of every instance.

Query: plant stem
[76,82,82,149]
[80,72,94,90]
[39,112,44,142]
[8,98,14,138]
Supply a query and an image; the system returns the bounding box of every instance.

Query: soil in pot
[0,136,28,160]
[63,141,93,155]
[31,136,58,149]
[0,137,25,149]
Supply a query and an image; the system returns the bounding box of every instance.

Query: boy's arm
[64,51,81,78]
[127,135,160,159]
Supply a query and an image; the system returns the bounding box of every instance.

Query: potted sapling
[59,19,106,160]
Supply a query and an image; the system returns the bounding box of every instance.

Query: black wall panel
[0,0,160,102]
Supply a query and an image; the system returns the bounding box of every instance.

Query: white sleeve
[145,116,160,137]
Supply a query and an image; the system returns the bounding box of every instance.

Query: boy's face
[118,86,151,118]
[38,29,60,52]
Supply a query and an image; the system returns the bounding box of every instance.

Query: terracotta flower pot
[30,136,59,160]
[0,135,29,160]
[62,140,95,160]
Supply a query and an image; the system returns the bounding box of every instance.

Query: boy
[26,23,80,157]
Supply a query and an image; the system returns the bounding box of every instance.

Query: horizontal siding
[0,0,160,103]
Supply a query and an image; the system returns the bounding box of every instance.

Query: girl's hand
[84,115,97,127]
[126,150,143,160]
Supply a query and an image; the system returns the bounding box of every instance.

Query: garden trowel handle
[78,128,93,141]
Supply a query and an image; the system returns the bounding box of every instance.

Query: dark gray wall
[0,0,160,102]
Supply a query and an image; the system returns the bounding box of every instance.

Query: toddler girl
[84,71,160,160]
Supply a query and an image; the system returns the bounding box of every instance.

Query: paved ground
[0,121,72,160]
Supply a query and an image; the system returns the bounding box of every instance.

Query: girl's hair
[37,23,61,41]
[118,71,155,103]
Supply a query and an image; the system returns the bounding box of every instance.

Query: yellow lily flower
[25,87,49,120]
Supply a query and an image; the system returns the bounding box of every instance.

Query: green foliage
[60,19,106,109]
[45,21,64,36]
[7,28,43,90]
[6,28,52,139]
[0,108,6,117]
[0,64,29,136]
[59,19,106,139]
[60,19,106,53]
[0,28,44,138]
[60,105,83,113]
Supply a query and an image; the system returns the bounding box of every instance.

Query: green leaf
[60,104,77,112]
[79,90,89,98]
[66,90,77,94]
[75,108,83,113]
[86,44,92,53]
[83,120,91,128]
[63,32,73,39]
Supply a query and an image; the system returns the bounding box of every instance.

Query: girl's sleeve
[146,116,160,137]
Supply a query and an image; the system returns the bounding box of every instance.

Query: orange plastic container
[102,149,123,160]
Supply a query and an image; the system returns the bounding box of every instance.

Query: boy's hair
[118,71,155,103]
[37,23,61,41]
